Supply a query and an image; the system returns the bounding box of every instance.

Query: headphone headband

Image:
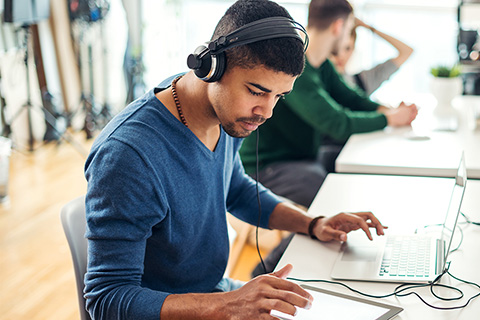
[207,17,308,54]
[187,16,308,82]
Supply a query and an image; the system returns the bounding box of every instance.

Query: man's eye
[248,88,263,96]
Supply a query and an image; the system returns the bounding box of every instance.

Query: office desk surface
[335,95,480,178]
[276,174,480,319]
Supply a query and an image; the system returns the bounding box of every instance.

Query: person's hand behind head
[354,17,369,29]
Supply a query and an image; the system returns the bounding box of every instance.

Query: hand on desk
[162,264,312,319]
[224,264,313,319]
[378,102,418,127]
[312,212,386,242]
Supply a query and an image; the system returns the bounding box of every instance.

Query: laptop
[330,153,467,283]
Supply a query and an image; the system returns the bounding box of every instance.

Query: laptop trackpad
[330,238,383,281]
[341,245,378,262]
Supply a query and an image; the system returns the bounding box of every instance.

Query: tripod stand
[67,17,112,139]
[5,25,87,155]
[122,0,145,104]
[7,26,37,151]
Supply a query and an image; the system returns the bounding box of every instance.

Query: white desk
[276,174,480,319]
[335,95,480,178]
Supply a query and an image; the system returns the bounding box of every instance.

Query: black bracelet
[308,216,325,240]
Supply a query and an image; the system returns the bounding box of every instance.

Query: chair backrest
[60,195,91,320]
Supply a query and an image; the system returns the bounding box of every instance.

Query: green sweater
[240,59,387,174]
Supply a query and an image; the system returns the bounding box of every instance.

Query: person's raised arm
[356,18,413,68]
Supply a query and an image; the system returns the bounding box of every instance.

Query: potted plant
[429,64,463,110]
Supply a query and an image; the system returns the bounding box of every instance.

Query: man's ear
[331,18,345,37]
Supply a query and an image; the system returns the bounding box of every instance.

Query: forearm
[161,292,228,320]
[161,277,313,320]
[370,27,413,66]
[376,105,390,113]
[268,202,313,235]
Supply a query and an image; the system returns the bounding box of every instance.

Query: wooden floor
[0,131,275,319]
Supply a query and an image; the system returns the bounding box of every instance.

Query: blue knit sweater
[84,75,281,319]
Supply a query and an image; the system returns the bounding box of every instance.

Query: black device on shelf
[458,0,480,95]
[4,0,50,25]
[67,0,110,23]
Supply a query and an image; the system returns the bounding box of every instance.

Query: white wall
[0,0,466,147]
[349,0,461,105]
[140,0,462,105]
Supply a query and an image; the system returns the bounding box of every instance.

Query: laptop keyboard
[379,236,431,278]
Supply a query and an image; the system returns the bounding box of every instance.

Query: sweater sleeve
[356,59,399,96]
[84,139,168,320]
[284,62,387,142]
[321,60,380,112]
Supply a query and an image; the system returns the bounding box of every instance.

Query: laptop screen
[441,153,467,270]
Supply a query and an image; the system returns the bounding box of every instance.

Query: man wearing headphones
[84,0,385,319]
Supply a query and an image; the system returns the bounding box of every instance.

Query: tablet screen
[271,285,403,320]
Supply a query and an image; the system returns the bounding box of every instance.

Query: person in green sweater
[240,0,417,277]
[240,0,418,209]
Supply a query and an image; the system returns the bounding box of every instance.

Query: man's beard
[222,115,266,138]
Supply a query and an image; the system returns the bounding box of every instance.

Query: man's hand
[379,102,418,127]
[312,212,386,242]
[222,264,312,320]
[161,264,312,319]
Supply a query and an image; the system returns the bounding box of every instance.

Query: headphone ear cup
[187,45,213,80]
[204,51,226,83]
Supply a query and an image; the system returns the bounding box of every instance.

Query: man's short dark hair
[308,0,353,31]
[212,0,305,77]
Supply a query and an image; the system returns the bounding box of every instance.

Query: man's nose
[254,98,277,119]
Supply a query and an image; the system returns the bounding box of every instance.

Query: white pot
[430,76,463,109]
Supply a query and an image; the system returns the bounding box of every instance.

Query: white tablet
[271,285,403,320]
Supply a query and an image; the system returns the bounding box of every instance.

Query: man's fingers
[270,264,293,280]
[268,265,313,302]
[366,222,388,235]
[357,219,373,240]
[355,212,385,236]
[265,289,312,314]
[255,270,314,316]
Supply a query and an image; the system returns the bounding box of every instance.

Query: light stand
[122,0,145,104]
[72,20,96,140]
[5,26,87,155]
[7,26,37,151]
[67,0,112,139]
[0,70,10,138]
[98,17,113,128]
[1,0,87,155]
[0,22,12,138]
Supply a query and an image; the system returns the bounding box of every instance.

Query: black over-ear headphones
[186,16,308,83]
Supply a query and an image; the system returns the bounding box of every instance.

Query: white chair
[60,195,91,320]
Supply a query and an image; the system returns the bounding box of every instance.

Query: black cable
[461,212,480,226]
[255,128,267,274]
[288,262,480,310]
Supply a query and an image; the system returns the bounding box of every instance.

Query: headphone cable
[255,128,267,274]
